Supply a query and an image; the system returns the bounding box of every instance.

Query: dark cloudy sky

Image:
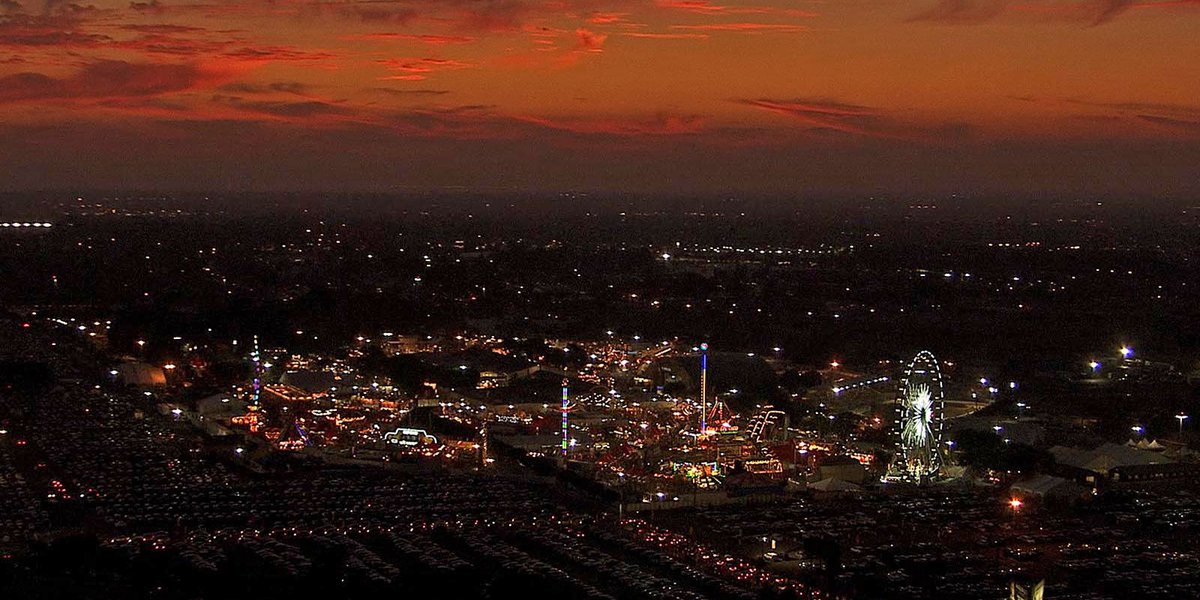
[2,0,1199,196]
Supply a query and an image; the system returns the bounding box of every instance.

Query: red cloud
[575,28,607,51]
[656,0,817,16]
[379,74,429,81]
[739,98,882,135]
[376,57,475,80]
[223,45,338,63]
[512,112,705,136]
[0,60,210,104]
[343,33,477,44]
[587,11,627,24]
[0,0,110,48]
[658,0,745,13]
[619,31,709,39]
[909,0,1182,26]
[670,22,809,33]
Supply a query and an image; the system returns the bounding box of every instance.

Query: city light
[7,194,1198,600]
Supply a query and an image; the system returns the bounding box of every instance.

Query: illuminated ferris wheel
[892,350,945,480]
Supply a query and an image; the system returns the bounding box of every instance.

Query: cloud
[740,98,875,127]
[655,0,817,17]
[376,57,475,80]
[1091,0,1133,24]
[512,112,705,136]
[343,5,419,24]
[0,0,111,47]
[218,45,340,64]
[1063,98,1200,134]
[907,0,1008,23]
[1137,114,1200,132]
[575,27,607,51]
[1,6,337,65]
[120,23,207,34]
[657,0,763,13]
[217,81,310,95]
[1135,0,1200,6]
[0,27,111,47]
[0,60,208,104]
[224,98,355,118]
[370,87,452,96]
[128,0,162,12]
[736,97,959,140]
[587,11,627,24]
[619,31,709,39]
[1027,96,1200,121]
[670,22,809,33]
[342,32,477,44]
[908,0,1162,25]
[1063,98,1200,117]
[1008,95,1200,138]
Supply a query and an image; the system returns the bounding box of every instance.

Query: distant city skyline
[1,0,1199,195]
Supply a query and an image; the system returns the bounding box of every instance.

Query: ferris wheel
[893,350,945,480]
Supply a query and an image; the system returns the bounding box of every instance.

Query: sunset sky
[2,0,1199,195]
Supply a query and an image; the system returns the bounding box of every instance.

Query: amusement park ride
[228,333,949,487]
[884,350,947,484]
[231,336,316,451]
[561,378,575,461]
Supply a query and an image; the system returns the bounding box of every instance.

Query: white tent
[808,478,863,493]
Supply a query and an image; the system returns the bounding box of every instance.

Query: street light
[1120,346,1133,359]
[1177,414,1189,435]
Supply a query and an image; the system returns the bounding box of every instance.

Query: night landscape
[2,2,1200,599]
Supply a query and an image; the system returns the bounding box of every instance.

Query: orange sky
[2,0,1199,195]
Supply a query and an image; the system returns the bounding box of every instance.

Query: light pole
[1176,414,1189,435]
[616,472,626,520]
